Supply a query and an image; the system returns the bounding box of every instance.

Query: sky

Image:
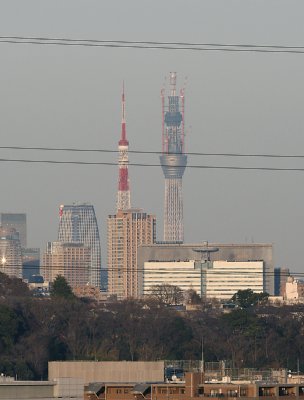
[1,1,304,272]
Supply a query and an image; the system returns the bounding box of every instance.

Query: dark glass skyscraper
[58,204,102,289]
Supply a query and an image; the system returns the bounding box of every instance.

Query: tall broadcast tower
[117,83,131,211]
[160,72,187,243]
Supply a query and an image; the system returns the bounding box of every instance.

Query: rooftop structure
[160,72,187,243]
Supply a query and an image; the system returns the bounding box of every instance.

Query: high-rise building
[160,72,187,243]
[0,213,27,247]
[42,241,91,289]
[0,226,22,279]
[107,86,156,299]
[58,204,102,288]
[108,210,156,298]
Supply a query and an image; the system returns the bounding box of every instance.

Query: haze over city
[1,1,304,272]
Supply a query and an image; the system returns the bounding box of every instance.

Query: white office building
[205,260,264,300]
[142,259,264,301]
[142,260,202,297]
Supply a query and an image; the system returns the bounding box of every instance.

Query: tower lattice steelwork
[107,85,156,299]
[160,72,187,243]
[117,83,131,211]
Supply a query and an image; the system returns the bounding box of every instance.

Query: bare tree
[149,284,184,305]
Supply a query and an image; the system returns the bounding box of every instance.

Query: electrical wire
[7,264,296,276]
[2,145,304,159]
[1,36,304,54]
[0,157,304,172]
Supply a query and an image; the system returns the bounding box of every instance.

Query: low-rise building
[84,372,304,400]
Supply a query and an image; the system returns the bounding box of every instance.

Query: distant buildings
[0,213,27,247]
[284,276,304,302]
[108,210,156,299]
[204,261,264,300]
[274,267,289,296]
[142,260,201,297]
[0,226,22,279]
[138,242,274,297]
[107,86,156,299]
[58,204,102,289]
[42,241,91,288]
[142,259,264,301]
[22,247,40,280]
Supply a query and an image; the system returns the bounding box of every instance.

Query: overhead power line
[1,157,304,172]
[1,145,304,159]
[1,36,304,54]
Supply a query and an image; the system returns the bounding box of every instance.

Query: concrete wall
[49,361,165,384]
[0,381,54,399]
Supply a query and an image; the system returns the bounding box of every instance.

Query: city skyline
[1,1,304,272]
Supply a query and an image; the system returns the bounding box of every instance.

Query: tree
[184,289,201,305]
[149,284,184,305]
[230,289,269,309]
[51,276,75,300]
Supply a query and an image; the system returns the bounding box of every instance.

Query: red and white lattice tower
[117,83,131,211]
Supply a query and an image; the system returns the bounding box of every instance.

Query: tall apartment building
[108,209,156,299]
[0,213,27,247]
[58,204,102,288]
[0,226,22,279]
[42,241,91,288]
[107,86,156,298]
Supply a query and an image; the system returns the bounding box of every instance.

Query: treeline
[0,272,304,380]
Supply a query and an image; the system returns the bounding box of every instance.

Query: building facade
[42,241,91,288]
[141,260,264,300]
[58,204,102,288]
[0,213,27,247]
[204,261,264,300]
[138,242,274,295]
[160,72,187,243]
[142,260,201,297]
[0,226,22,279]
[108,209,156,299]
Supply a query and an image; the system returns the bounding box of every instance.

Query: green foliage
[50,275,75,300]
[231,289,269,308]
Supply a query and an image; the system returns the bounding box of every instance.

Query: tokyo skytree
[160,72,187,243]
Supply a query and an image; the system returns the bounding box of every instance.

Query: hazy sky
[1,1,304,272]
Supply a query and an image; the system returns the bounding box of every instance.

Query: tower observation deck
[160,72,187,243]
